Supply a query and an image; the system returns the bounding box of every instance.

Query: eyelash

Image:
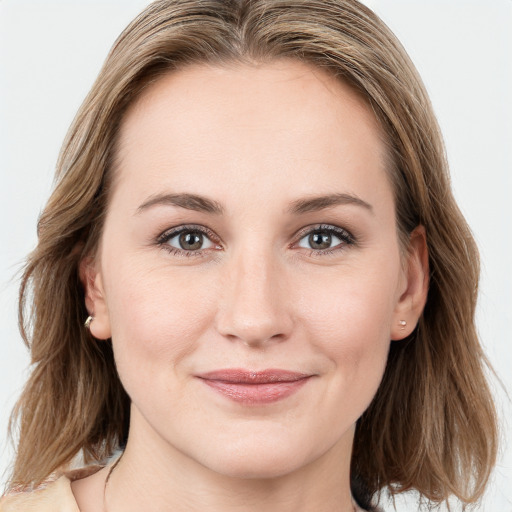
[156,224,219,259]
[156,223,355,259]
[295,224,355,257]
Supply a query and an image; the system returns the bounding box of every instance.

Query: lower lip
[201,378,310,405]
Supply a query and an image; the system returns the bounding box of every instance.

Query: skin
[74,60,428,512]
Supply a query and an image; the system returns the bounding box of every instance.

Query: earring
[398,320,407,330]
[84,316,94,329]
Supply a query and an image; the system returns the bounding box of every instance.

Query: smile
[197,369,312,405]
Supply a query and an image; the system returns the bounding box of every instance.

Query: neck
[105,408,357,512]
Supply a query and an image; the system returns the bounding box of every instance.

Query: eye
[169,230,214,251]
[296,224,354,254]
[157,225,218,257]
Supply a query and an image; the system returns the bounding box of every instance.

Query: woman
[0,0,498,510]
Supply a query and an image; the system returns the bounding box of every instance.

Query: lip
[196,369,312,405]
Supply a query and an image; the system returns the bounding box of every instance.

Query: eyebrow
[137,193,224,215]
[287,193,373,215]
[136,192,373,216]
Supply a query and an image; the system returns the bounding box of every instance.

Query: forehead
[112,60,392,212]
[119,59,383,143]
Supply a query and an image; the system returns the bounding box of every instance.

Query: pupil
[179,232,203,250]
[310,232,331,249]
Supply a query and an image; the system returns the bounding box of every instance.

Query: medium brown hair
[9,0,497,508]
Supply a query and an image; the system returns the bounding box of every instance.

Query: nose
[215,246,293,347]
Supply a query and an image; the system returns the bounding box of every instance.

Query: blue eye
[297,225,354,253]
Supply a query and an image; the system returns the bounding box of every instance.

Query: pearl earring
[398,320,407,329]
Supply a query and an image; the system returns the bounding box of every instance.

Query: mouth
[196,369,312,405]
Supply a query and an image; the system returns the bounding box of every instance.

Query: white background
[0,1,510,509]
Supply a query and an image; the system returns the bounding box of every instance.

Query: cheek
[103,258,218,391]
[300,262,398,344]
[297,262,399,403]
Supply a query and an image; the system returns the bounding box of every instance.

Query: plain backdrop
[1,1,511,510]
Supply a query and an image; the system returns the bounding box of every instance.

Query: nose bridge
[216,239,291,346]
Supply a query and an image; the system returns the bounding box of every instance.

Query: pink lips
[197,369,311,405]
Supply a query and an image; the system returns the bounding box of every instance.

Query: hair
[8,0,497,509]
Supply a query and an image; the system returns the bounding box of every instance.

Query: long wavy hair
[8,0,497,509]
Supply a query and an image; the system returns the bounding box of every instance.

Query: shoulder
[0,466,103,512]
[0,475,79,512]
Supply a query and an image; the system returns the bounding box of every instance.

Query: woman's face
[86,60,425,478]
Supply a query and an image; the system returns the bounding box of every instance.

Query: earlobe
[391,225,429,341]
[79,257,112,340]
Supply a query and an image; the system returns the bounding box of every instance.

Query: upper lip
[197,369,311,384]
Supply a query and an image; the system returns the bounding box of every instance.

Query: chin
[191,433,321,480]
[207,454,306,480]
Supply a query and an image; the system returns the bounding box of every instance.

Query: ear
[391,225,429,341]
[79,256,112,340]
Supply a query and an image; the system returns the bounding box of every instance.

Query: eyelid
[291,223,356,258]
[293,223,355,245]
[156,224,222,258]
[157,224,220,245]
[156,222,355,259]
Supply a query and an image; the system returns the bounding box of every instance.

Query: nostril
[216,309,293,347]
[237,331,288,348]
